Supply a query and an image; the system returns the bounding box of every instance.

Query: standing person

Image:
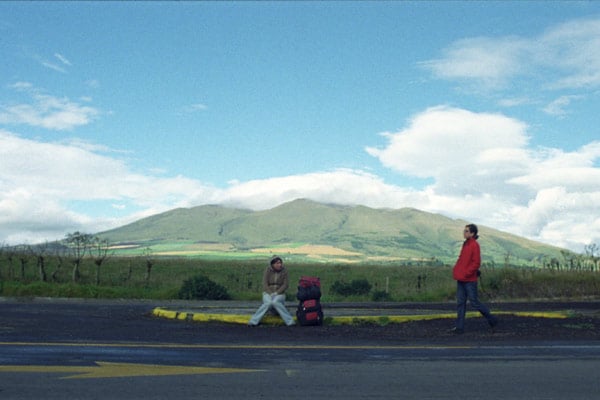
[452,224,498,334]
[248,255,295,326]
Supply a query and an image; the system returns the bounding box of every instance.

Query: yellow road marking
[0,362,263,379]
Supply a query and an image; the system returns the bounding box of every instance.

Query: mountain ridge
[98,199,567,265]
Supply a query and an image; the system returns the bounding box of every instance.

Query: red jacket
[452,237,481,282]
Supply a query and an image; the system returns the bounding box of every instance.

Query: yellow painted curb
[152,307,571,326]
[503,311,569,319]
[152,308,287,325]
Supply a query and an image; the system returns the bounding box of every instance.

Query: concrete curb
[152,307,570,326]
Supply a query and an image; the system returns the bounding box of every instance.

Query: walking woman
[452,224,498,334]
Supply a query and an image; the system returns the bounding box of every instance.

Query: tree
[0,242,5,281]
[91,237,113,285]
[584,243,599,272]
[51,245,67,282]
[143,247,154,285]
[15,245,29,280]
[32,242,50,282]
[3,245,16,280]
[65,232,93,283]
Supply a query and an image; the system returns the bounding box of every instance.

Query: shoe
[489,316,499,328]
[450,327,464,334]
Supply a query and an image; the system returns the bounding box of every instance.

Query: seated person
[248,255,295,326]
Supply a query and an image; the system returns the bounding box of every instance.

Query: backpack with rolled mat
[296,276,323,326]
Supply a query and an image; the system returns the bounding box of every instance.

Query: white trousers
[248,292,295,326]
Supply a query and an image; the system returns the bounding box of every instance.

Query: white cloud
[181,103,208,114]
[215,169,425,211]
[422,17,600,91]
[0,130,215,243]
[542,95,583,116]
[54,53,72,66]
[366,107,600,252]
[497,97,534,108]
[511,188,600,249]
[421,36,528,88]
[41,62,66,74]
[189,103,207,111]
[365,106,531,197]
[0,83,98,130]
[1,106,599,253]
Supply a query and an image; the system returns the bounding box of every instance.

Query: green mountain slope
[98,199,567,265]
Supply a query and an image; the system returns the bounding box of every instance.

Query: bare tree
[31,242,50,282]
[561,250,576,271]
[65,232,93,283]
[584,243,599,272]
[91,237,113,285]
[51,245,67,282]
[124,260,133,283]
[585,243,598,256]
[4,245,16,280]
[15,245,29,280]
[143,247,154,285]
[0,242,5,281]
[503,252,511,268]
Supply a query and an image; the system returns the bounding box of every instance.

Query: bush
[178,275,231,300]
[371,290,392,302]
[330,278,372,296]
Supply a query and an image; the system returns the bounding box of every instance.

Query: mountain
[97,199,568,265]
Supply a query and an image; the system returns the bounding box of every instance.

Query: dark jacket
[452,237,481,282]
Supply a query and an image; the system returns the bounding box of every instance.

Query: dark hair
[465,224,479,240]
[270,255,283,265]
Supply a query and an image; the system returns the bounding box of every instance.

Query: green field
[1,253,599,303]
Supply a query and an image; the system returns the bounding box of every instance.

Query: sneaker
[450,327,464,334]
[489,316,499,328]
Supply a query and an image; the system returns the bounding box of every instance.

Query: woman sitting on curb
[248,255,296,326]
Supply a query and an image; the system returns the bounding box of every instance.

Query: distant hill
[97,199,568,265]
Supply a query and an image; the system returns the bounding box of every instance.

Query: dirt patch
[180,301,600,344]
[252,244,362,256]
[191,313,600,345]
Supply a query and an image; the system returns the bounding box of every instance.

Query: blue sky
[1,1,599,252]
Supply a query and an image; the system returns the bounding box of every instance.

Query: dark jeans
[456,281,494,330]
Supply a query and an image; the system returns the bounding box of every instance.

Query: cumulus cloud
[366,106,600,251]
[2,105,600,252]
[1,102,599,252]
[0,130,215,244]
[366,106,532,197]
[215,169,425,211]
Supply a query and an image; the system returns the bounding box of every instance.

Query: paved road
[1,298,599,399]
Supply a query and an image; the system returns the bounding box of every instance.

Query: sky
[1,1,600,253]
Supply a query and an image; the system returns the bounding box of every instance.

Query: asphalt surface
[2,297,600,400]
[2,297,599,345]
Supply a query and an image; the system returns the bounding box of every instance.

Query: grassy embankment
[1,255,599,302]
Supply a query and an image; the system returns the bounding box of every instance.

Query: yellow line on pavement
[0,362,264,379]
